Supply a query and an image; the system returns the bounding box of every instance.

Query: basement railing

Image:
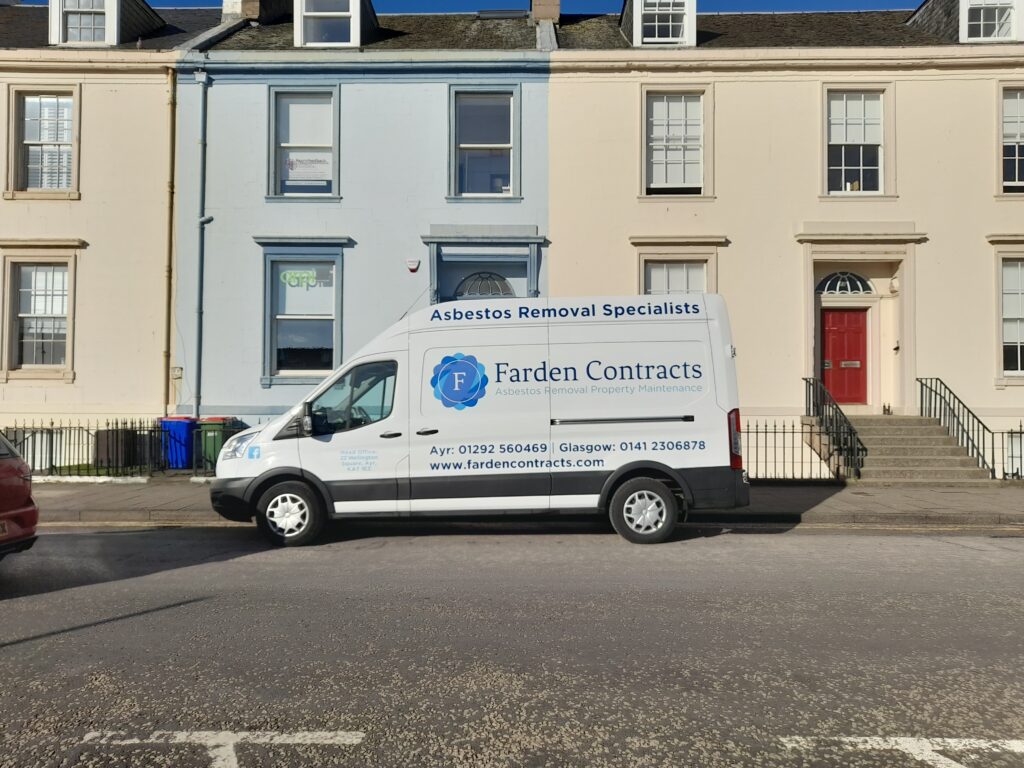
[917,377,995,478]
[803,378,866,480]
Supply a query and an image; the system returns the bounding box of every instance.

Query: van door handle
[416,428,439,436]
[380,431,403,439]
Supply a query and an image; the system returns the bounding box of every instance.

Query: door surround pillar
[797,222,926,415]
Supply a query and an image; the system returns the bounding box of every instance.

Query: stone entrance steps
[846,415,993,485]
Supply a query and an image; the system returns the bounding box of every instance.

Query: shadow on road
[1,484,844,600]
[0,596,212,648]
[316,515,615,544]
[310,483,846,545]
[0,527,266,601]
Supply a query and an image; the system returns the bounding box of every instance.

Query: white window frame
[821,85,896,200]
[1002,88,1024,194]
[1000,256,1024,378]
[257,239,349,389]
[826,91,883,196]
[450,87,519,199]
[990,237,1024,388]
[632,0,696,47]
[0,244,79,383]
[48,0,117,45]
[267,87,341,199]
[294,0,361,48]
[631,236,725,295]
[270,262,336,377]
[4,85,82,202]
[642,260,707,295]
[961,0,1019,42]
[62,0,107,44]
[11,264,69,370]
[18,94,74,192]
[639,86,713,199]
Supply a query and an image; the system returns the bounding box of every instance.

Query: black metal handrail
[803,378,866,479]
[917,378,995,477]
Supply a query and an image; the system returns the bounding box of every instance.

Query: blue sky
[20,0,918,10]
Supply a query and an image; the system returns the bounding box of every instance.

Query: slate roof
[0,5,221,50]
[214,13,538,51]
[0,5,973,53]
[0,6,48,48]
[128,8,223,50]
[557,10,950,50]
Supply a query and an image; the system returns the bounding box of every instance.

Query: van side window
[310,360,397,436]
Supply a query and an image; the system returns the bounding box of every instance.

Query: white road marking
[782,737,1024,767]
[82,730,365,768]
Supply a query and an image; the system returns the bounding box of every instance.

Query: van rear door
[407,324,551,512]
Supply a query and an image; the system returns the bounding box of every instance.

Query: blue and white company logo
[431,353,488,410]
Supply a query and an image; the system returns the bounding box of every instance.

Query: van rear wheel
[256,481,325,547]
[609,478,679,544]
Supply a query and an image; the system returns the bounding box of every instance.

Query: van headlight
[221,433,257,461]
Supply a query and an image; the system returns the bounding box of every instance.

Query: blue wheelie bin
[160,417,198,470]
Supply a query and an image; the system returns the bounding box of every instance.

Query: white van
[211,296,748,545]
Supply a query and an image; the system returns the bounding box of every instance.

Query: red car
[0,433,38,562]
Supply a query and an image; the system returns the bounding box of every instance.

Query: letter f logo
[431,353,488,411]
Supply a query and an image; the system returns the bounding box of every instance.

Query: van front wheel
[609,478,679,544]
[256,481,325,547]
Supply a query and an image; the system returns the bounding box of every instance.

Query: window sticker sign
[280,269,332,291]
[285,154,331,181]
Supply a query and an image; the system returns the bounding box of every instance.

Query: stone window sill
[446,196,523,204]
[3,190,81,201]
[818,194,899,202]
[264,195,342,204]
[260,374,329,389]
[0,368,75,383]
[638,194,716,203]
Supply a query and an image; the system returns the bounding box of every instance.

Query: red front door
[822,308,868,404]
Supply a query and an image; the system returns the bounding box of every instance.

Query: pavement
[1,526,1023,767]
[31,477,1024,532]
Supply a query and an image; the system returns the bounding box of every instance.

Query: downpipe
[194,70,211,419]
[162,66,176,417]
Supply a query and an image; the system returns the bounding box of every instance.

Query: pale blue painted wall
[173,57,549,420]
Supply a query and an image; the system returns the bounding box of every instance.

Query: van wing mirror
[302,402,314,437]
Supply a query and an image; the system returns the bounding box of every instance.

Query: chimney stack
[531,0,559,23]
[222,0,291,23]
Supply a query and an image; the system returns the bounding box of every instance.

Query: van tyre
[609,477,679,544]
[256,481,325,547]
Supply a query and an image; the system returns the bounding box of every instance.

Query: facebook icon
[431,353,489,410]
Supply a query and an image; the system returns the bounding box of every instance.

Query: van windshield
[310,360,397,435]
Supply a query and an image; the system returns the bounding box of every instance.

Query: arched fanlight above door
[454,271,516,300]
[815,271,874,295]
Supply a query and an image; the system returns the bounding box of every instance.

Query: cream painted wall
[548,48,1024,425]
[0,60,173,423]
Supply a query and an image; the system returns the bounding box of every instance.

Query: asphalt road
[1,521,1023,767]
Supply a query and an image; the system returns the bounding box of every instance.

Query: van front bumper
[210,478,256,522]
[680,467,750,510]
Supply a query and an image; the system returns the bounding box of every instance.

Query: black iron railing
[1,419,246,477]
[996,423,1024,480]
[803,378,866,479]
[917,378,995,477]
[742,419,847,482]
